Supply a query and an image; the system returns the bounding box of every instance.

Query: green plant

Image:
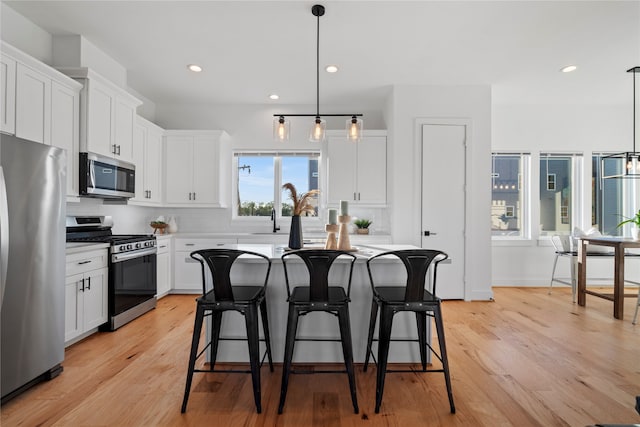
[353,218,372,229]
[616,209,640,228]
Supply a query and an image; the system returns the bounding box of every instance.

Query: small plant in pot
[616,209,640,241]
[353,218,372,235]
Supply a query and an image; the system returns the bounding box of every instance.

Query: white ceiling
[4,1,640,110]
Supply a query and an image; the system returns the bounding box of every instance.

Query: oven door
[110,248,157,317]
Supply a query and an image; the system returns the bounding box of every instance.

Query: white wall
[387,85,493,300]
[0,2,51,63]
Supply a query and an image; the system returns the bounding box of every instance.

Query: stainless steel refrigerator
[0,134,66,403]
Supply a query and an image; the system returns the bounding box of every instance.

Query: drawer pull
[77,260,92,265]
[185,243,195,246]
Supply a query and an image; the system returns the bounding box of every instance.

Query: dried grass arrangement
[282,182,319,216]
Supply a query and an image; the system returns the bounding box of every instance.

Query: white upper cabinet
[0,54,16,135]
[15,63,51,144]
[131,116,164,205]
[59,68,142,163]
[164,130,230,207]
[326,131,387,206]
[51,81,80,198]
[1,42,82,200]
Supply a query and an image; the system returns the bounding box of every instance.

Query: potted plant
[353,218,372,235]
[616,209,640,241]
[282,183,319,249]
[150,220,168,234]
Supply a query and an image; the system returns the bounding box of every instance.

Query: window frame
[491,152,531,241]
[538,152,583,237]
[232,150,322,222]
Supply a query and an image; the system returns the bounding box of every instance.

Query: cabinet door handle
[116,145,121,156]
[86,277,91,290]
[80,278,85,292]
[188,192,192,200]
[193,192,196,201]
[78,260,92,265]
[148,190,151,199]
[358,192,361,201]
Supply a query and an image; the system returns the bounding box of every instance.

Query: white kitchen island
[188,243,438,364]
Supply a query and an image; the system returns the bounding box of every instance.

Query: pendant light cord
[316,10,320,118]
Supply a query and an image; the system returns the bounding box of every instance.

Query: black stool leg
[208,310,223,369]
[337,305,359,413]
[433,303,455,414]
[181,304,205,413]
[259,297,274,371]
[416,311,428,371]
[278,303,299,414]
[375,305,394,414]
[245,304,262,413]
[363,298,378,372]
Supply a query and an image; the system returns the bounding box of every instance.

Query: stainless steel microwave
[79,152,135,199]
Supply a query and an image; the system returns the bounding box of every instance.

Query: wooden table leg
[577,239,587,306]
[613,243,624,320]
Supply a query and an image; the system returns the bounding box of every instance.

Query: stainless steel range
[66,216,157,330]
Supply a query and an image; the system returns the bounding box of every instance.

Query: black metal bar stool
[278,249,359,414]
[181,249,273,414]
[363,249,455,414]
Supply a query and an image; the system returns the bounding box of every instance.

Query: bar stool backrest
[190,249,271,301]
[281,249,357,301]
[367,249,448,301]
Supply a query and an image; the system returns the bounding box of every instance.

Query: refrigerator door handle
[0,166,9,308]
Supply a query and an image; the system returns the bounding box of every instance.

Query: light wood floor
[2,287,639,426]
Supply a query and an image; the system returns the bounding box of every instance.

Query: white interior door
[421,124,466,299]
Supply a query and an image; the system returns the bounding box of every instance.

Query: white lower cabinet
[65,248,108,346]
[156,236,172,298]
[173,238,237,293]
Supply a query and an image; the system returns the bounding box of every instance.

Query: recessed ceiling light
[325,65,338,73]
[560,65,577,73]
[269,94,279,100]
[187,64,202,73]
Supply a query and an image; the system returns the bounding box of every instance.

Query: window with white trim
[492,153,529,238]
[591,153,636,236]
[539,153,582,235]
[234,152,320,218]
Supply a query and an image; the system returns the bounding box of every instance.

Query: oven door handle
[111,247,158,263]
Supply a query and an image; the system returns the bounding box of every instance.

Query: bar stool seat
[181,249,273,414]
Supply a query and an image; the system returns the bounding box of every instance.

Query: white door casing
[421,123,466,299]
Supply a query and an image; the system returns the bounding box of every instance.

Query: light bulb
[349,121,359,139]
[309,116,325,142]
[278,122,286,140]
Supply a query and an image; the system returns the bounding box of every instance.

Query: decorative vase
[632,226,640,241]
[168,216,178,234]
[289,215,303,249]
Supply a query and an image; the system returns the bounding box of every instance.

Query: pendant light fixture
[273,4,363,142]
[602,66,640,179]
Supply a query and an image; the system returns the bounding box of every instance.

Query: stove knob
[119,245,126,251]
[127,244,133,250]
[135,243,141,249]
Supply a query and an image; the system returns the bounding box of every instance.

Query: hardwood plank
[1,288,639,426]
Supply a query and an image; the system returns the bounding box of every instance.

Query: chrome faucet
[271,208,280,233]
